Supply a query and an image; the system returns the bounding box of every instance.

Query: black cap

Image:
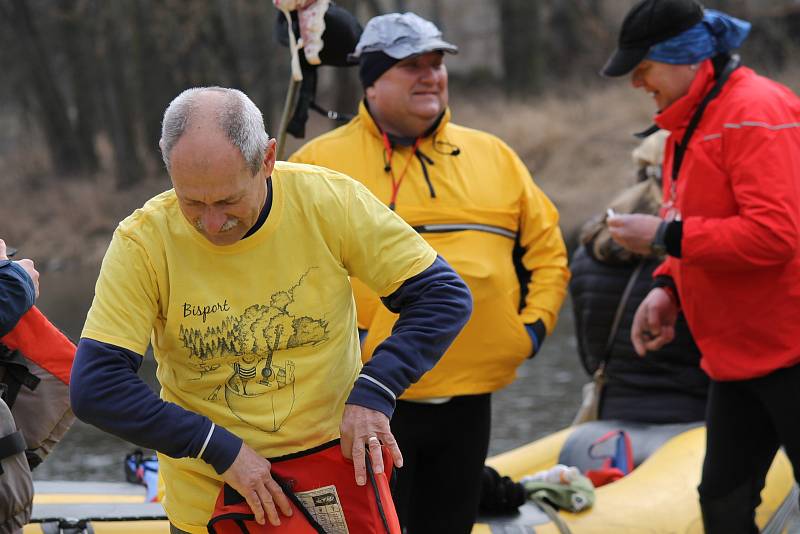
[359,51,401,88]
[602,0,704,77]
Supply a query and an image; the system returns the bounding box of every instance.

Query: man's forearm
[70,338,242,473]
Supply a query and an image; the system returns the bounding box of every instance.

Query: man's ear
[263,138,277,173]
[159,139,172,176]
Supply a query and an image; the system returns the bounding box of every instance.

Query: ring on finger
[367,436,380,445]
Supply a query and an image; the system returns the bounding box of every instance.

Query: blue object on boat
[588,429,634,474]
[124,449,159,502]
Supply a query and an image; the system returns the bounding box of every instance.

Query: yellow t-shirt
[82,162,436,531]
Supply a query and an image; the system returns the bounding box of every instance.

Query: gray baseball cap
[349,12,458,61]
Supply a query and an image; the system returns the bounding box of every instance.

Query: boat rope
[530,496,574,534]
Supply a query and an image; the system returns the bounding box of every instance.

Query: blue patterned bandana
[646,9,751,65]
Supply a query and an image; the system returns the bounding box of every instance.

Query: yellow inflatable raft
[474,421,799,533]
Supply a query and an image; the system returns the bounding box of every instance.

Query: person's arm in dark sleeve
[70,339,242,474]
[345,256,472,416]
[0,260,36,336]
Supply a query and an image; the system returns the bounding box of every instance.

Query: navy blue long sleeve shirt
[0,260,36,337]
[70,255,471,474]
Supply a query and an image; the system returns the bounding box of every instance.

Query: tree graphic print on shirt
[178,270,329,432]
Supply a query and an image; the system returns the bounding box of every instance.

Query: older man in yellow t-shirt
[70,87,472,533]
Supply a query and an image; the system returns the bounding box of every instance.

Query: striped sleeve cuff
[345,373,397,418]
[199,423,243,474]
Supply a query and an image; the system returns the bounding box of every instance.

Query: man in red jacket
[602,1,800,533]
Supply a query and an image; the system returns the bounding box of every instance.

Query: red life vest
[208,440,401,534]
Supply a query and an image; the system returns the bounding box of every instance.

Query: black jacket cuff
[664,221,682,258]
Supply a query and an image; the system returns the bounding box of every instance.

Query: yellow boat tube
[25,481,169,533]
[474,422,799,533]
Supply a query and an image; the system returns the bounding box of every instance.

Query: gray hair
[160,87,270,175]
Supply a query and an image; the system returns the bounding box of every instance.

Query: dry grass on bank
[0,142,170,271]
[2,68,798,271]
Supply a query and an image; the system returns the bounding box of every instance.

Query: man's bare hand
[15,259,40,299]
[631,288,679,356]
[340,404,402,486]
[3,238,40,299]
[221,443,293,526]
[607,213,663,255]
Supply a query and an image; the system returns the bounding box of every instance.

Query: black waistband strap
[0,343,41,408]
[0,429,26,474]
[269,438,339,463]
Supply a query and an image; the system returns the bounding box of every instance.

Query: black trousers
[699,362,800,534]
[390,393,491,534]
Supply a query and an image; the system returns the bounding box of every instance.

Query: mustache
[195,217,240,232]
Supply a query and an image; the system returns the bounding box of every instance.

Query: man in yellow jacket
[290,12,569,533]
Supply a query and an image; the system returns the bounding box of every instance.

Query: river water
[31,268,586,482]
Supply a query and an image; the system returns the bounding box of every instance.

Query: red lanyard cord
[382,132,421,210]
